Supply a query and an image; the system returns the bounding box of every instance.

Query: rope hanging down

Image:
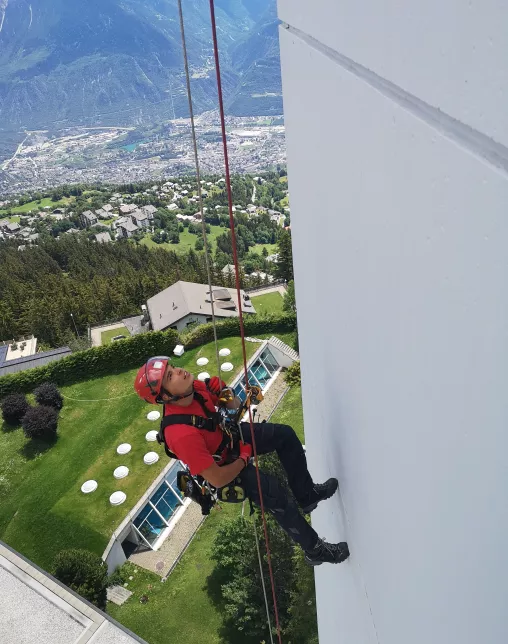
[177,0,221,378]
[208,1,283,641]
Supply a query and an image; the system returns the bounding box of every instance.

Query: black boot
[301,478,339,514]
[305,539,350,566]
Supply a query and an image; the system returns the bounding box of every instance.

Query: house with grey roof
[146,280,256,332]
[80,211,98,228]
[130,210,149,228]
[5,222,21,235]
[119,204,137,215]
[0,346,72,377]
[95,232,111,244]
[141,204,157,218]
[117,220,138,238]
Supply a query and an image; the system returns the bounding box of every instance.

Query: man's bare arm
[200,459,244,488]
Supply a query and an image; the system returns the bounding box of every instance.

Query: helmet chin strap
[158,383,195,404]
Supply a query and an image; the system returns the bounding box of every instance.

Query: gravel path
[254,371,289,422]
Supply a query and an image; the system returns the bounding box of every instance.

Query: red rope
[208,2,283,641]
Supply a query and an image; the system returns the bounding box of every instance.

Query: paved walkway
[129,502,204,577]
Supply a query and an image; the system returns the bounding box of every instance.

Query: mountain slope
[227,4,282,116]
[0,0,280,134]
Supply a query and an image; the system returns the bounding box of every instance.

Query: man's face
[161,364,194,400]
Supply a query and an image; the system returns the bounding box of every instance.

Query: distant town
[0,112,286,196]
[0,171,289,286]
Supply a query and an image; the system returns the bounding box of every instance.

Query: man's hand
[239,442,252,466]
[205,376,226,396]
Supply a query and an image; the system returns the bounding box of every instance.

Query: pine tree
[276,229,294,282]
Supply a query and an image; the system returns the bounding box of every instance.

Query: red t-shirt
[163,380,223,475]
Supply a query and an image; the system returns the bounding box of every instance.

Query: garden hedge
[0,329,179,397]
[180,312,297,349]
[0,314,297,397]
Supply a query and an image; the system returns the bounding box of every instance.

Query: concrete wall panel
[278,0,508,147]
[279,22,508,644]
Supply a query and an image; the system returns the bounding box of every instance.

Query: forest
[0,229,293,348]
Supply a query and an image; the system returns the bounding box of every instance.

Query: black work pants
[234,422,319,552]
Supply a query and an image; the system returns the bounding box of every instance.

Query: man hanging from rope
[134,357,350,566]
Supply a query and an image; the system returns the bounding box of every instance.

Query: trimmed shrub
[1,393,30,425]
[53,549,108,610]
[34,382,64,410]
[22,405,58,440]
[0,328,180,397]
[284,360,301,387]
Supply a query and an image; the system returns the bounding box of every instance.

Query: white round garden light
[220,362,233,372]
[219,348,231,357]
[110,491,127,506]
[146,430,158,442]
[116,443,131,455]
[197,372,210,381]
[144,452,159,465]
[147,410,160,421]
[196,357,209,367]
[81,480,98,494]
[114,466,129,480]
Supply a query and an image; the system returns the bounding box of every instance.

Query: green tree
[53,549,108,610]
[283,280,297,314]
[276,229,294,282]
[284,550,319,644]
[210,513,295,641]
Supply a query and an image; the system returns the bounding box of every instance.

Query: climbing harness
[158,384,264,513]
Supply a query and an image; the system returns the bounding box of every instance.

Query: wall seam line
[283,24,508,178]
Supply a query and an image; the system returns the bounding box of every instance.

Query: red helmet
[134,356,170,404]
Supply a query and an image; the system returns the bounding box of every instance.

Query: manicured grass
[172,336,260,384]
[140,225,223,254]
[0,368,157,570]
[0,336,261,570]
[0,196,72,215]
[108,504,250,644]
[177,225,222,252]
[101,326,130,345]
[251,291,284,316]
[270,385,305,443]
[252,242,278,255]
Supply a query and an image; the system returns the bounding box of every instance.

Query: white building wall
[278,3,508,644]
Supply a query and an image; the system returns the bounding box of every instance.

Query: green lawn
[101,326,131,345]
[140,225,223,254]
[252,242,278,255]
[0,335,262,570]
[270,386,305,443]
[0,196,73,215]
[108,504,250,644]
[251,291,284,316]
[142,229,277,258]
